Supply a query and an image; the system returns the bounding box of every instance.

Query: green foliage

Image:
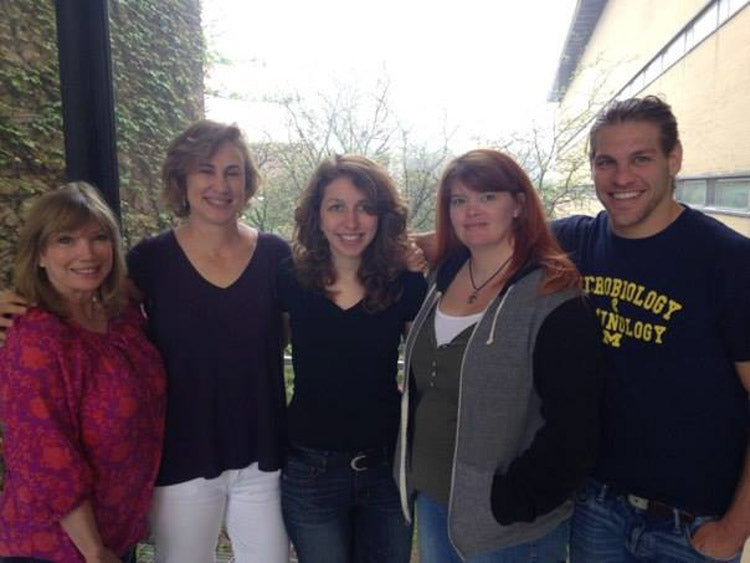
[0,0,65,288]
[109,0,205,248]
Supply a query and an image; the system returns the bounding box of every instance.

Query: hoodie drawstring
[485,285,514,345]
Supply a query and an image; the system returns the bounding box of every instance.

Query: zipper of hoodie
[398,283,441,522]
[446,283,514,559]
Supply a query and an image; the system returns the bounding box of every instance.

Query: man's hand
[0,290,30,343]
[404,240,428,274]
[410,232,438,269]
[691,518,745,560]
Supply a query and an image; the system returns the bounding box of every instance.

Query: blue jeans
[570,478,741,562]
[281,444,412,563]
[416,492,570,562]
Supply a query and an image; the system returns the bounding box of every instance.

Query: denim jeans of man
[281,444,412,563]
[570,478,742,562]
[416,492,570,563]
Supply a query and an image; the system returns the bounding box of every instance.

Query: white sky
[202,0,577,150]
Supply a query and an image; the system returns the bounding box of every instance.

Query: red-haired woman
[394,149,603,562]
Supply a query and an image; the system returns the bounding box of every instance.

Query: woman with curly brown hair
[278,154,426,562]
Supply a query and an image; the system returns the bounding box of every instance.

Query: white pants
[150,463,289,563]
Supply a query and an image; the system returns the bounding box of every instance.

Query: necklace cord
[468,255,512,294]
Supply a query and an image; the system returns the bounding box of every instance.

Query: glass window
[714,178,750,211]
[631,71,645,94]
[691,4,718,47]
[618,82,635,100]
[718,0,731,23]
[661,38,683,69]
[643,57,662,85]
[675,179,708,207]
[716,0,743,24]
[684,25,697,51]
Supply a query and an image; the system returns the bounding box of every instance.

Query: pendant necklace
[467,255,512,304]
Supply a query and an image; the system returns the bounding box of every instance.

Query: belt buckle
[350,454,368,471]
[627,494,649,511]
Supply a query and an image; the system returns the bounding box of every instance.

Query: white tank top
[434,306,483,346]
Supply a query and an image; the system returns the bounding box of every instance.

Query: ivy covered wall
[0,0,65,287]
[110,0,204,248]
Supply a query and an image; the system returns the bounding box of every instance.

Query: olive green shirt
[410,306,475,503]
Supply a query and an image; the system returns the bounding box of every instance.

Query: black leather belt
[627,494,696,524]
[289,444,389,472]
[327,448,387,471]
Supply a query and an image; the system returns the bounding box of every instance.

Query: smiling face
[448,182,521,254]
[39,221,113,302]
[319,176,379,266]
[591,121,682,238]
[185,141,247,226]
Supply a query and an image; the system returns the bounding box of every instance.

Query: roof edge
[548,0,608,102]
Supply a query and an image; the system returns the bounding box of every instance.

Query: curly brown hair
[293,154,409,312]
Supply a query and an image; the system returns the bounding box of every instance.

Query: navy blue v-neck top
[127,230,291,485]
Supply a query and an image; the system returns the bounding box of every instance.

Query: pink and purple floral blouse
[0,305,166,562]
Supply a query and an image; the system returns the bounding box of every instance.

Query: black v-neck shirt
[278,258,426,451]
[127,230,291,485]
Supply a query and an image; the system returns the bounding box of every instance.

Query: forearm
[692,362,750,558]
[722,363,750,538]
[60,501,105,558]
[718,444,750,540]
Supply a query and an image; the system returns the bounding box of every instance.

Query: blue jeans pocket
[282,452,323,485]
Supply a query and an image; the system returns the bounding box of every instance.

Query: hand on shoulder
[0,289,31,344]
[404,239,429,274]
[410,232,437,269]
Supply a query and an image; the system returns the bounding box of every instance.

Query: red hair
[435,149,579,293]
